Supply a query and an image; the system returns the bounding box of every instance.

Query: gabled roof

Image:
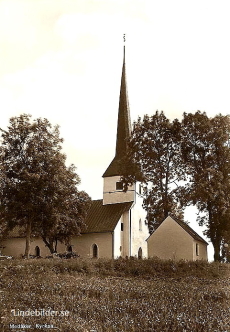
[147,215,208,245]
[82,199,133,233]
[3,200,133,238]
[103,46,131,178]
[102,157,121,178]
[174,217,208,244]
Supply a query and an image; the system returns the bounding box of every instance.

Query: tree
[121,111,185,233]
[0,166,8,239]
[0,114,91,257]
[221,228,230,262]
[37,165,91,254]
[181,111,230,261]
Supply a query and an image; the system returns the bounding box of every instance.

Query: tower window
[196,243,199,256]
[67,245,73,253]
[121,222,124,231]
[139,218,142,231]
[139,184,142,194]
[116,182,123,190]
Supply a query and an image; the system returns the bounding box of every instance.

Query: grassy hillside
[0,258,229,332]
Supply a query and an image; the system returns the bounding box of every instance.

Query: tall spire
[103,39,131,177]
[115,44,131,158]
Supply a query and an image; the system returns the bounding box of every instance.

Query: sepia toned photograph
[0,1,229,331]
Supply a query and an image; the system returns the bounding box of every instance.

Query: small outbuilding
[147,216,208,261]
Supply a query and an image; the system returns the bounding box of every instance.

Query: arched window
[138,247,142,259]
[67,245,73,253]
[92,244,98,258]
[35,246,40,257]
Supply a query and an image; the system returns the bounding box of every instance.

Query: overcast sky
[1,0,230,259]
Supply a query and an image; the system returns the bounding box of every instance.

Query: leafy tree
[121,111,185,233]
[181,111,230,261]
[0,166,8,239]
[221,228,230,262]
[37,164,91,254]
[0,114,91,257]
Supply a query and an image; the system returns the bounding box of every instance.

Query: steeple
[103,43,131,177]
[115,45,131,158]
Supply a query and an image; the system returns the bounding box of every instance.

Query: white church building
[71,45,149,259]
[0,44,208,261]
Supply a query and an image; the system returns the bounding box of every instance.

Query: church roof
[3,200,133,238]
[174,218,208,244]
[147,216,208,245]
[82,199,133,233]
[103,46,131,177]
[102,157,121,178]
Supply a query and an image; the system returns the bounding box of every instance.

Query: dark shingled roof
[103,46,131,178]
[4,200,133,238]
[102,157,121,178]
[175,218,208,244]
[82,199,133,233]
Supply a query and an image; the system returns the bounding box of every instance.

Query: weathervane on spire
[123,34,126,43]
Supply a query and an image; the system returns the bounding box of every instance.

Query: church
[0,44,208,261]
[0,45,149,259]
[70,45,149,259]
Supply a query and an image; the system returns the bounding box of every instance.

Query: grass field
[0,258,229,332]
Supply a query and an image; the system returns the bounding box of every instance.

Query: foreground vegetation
[0,258,229,331]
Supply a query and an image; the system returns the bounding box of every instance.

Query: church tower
[102,44,135,205]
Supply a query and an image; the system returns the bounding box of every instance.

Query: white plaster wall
[71,232,113,258]
[1,238,66,258]
[147,216,208,261]
[193,240,208,261]
[113,219,122,258]
[108,182,149,259]
[105,181,149,259]
[130,183,149,258]
[103,176,135,205]
[122,210,131,257]
[113,211,131,258]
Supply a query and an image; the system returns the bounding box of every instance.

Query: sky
[1,0,230,260]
